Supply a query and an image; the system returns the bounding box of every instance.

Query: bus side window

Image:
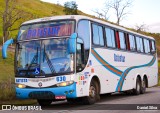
[78,20,90,66]
[76,43,84,72]
[150,40,156,54]
[143,38,150,54]
[129,34,136,51]
[119,31,126,50]
[92,24,104,46]
[136,36,144,53]
[105,27,116,48]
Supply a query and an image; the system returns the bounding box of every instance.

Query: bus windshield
[16,38,74,77]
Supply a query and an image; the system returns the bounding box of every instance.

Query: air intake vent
[29,91,54,99]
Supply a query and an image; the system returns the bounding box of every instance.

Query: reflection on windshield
[17,41,41,69]
[41,39,73,74]
[17,39,74,76]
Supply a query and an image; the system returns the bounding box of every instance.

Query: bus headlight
[56,81,74,87]
[16,84,26,88]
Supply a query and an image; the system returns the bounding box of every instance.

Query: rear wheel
[140,78,147,94]
[82,79,100,104]
[37,99,52,106]
[133,77,141,95]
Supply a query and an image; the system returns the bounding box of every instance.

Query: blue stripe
[116,55,156,91]
[92,49,122,77]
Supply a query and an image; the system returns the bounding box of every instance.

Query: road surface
[1,86,160,113]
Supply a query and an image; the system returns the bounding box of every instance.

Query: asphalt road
[1,86,160,113]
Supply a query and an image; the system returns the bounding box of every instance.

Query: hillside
[0,0,160,56]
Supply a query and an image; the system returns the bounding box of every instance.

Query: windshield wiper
[43,45,56,74]
[25,47,39,76]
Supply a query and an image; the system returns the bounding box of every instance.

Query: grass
[0,51,15,101]
[158,60,160,86]
[0,51,36,104]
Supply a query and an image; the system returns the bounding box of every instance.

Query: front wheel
[37,99,52,106]
[82,80,100,104]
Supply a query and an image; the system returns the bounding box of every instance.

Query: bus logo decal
[92,49,156,92]
[91,49,123,77]
[116,55,156,91]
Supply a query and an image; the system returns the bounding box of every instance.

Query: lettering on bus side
[114,54,125,62]
[16,78,28,83]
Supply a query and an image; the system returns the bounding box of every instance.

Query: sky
[41,0,160,33]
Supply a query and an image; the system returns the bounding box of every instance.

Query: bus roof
[22,15,154,40]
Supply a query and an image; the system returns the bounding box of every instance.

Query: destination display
[19,22,74,40]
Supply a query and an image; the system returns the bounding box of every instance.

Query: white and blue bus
[2,15,158,105]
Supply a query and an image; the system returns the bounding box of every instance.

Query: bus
[2,15,158,105]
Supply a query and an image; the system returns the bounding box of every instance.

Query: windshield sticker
[35,68,40,74]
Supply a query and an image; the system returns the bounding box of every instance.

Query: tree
[106,0,133,25]
[1,0,28,43]
[63,1,78,15]
[92,8,110,20]
[135,23,149,33]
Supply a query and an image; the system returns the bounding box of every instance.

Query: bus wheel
[37,99,52,106]
[83,80,99,104]
[133,77,141,95]
[140,78,147,94]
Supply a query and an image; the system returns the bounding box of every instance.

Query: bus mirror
[68,33,77,54]
[2,39,14,59]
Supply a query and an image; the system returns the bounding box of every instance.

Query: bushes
[0,76,15,100]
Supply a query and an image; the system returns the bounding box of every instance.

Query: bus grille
[29,91,55,99]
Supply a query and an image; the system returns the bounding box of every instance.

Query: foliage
[0,51,14,100]
[0,0,66,44]
[63,1,78,15]
[106,0,133,25]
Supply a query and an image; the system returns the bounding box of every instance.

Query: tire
[133,77,141,95]
[140,78,147,94]
[37,99,52,106]
[82,79,100,104]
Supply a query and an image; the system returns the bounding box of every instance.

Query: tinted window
[78,20,90,49]
[143,38,150,54]
[78,20,90,66]
[119,32,126,49]
[151,40,156,52]
[136,37,144,53]
[129,34,136,51]
[92,24,104,46]
[105,28,116,48]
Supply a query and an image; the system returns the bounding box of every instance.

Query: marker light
[16,84,26,88]
[56,81,74,87]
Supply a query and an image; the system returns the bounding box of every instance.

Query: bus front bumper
[16,83,77,99]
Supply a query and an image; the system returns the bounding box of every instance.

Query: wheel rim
[89,85,96,98]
